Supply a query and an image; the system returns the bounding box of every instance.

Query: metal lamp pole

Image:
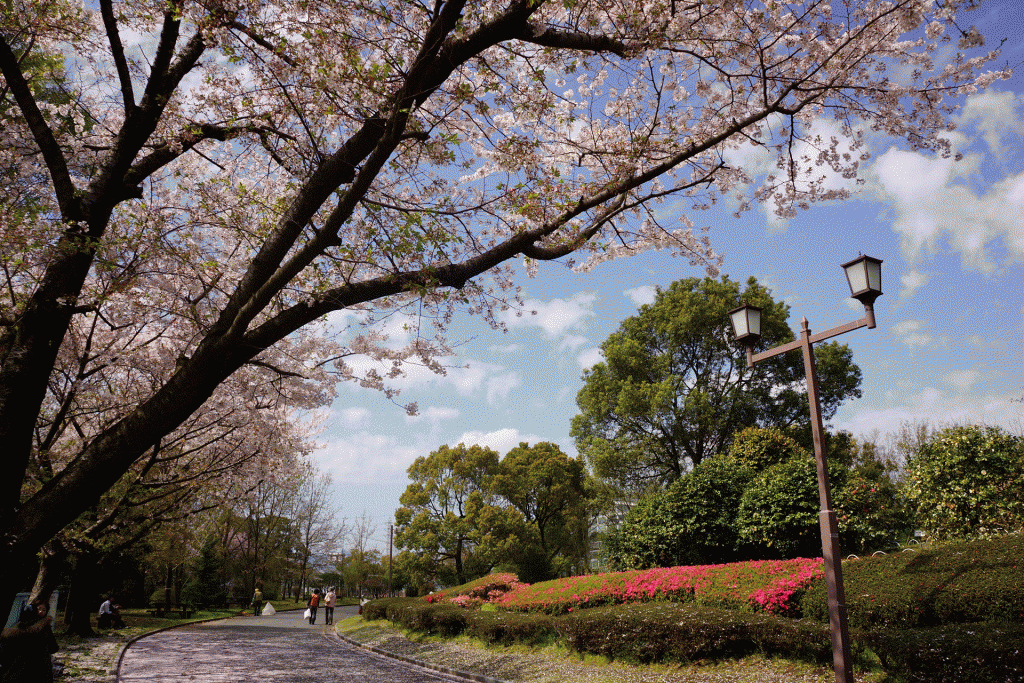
[728,255,883,683]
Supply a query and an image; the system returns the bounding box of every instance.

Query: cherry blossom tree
[0,0,1009,600]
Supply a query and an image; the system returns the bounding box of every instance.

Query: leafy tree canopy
[490,441,590,580]
[572,276,862,491]
[395,443,525,586]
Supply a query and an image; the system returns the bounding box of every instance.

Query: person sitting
[98,597,125,629]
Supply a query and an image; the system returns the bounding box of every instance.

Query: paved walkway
[117,607,468,682]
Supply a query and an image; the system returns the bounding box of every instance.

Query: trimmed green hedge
[364,597,833,665]
[552,602,833,666]
[864,622,1024,682]
[800,533,1024,629]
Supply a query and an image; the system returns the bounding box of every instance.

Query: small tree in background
[904,425,1024,540]
[182,536,227,608]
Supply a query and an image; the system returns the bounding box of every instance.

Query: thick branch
[99,0,136,116]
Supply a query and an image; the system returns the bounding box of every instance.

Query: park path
[117,606,471,683]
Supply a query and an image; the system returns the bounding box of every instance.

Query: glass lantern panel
[866,259,882,292]
[845,260,868,295]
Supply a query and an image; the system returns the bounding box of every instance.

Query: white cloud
[406,406,460,423]
[454,427,545,453]
[899,270,929,302]
[486,371,522,405]
[489,343,522,354]
[624,285,657,307]
[944,370,980,393]
[892,319,933,350]
[338,407,371,429]
[500,293,596,336]
[838,389,1023,442]
[956,90,1024,160]
[559,334,589,353]
[317,432,421,486]
[576,347,603,369]
[868,100,1024,274]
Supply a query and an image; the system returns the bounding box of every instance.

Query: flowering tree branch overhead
[0,0,1008,584]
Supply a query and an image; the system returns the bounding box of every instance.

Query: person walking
[252,587,263,617]
[307,589,320,625]
[324,589,336,625]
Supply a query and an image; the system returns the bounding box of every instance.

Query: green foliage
[606,455,755,569]
[571,276,862,492]
[728,426,805,471]
[863,622,1024,683]
[490,442,591,581]
[800,533,1024,629]
[835,473,909,554]
[395,442,598,586]
[737,454,846,559]
[394,443,523,586]
[554,602,834,666]
[181,536,227,608]
[903,425,1024,540]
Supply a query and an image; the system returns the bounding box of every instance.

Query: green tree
[903,425,1024,540]
[572,276,861,492]
[737,453,847,559]
[182,536,227,608]
[394,444,523,586]
[605,454,756,570]
[490,442,591,581]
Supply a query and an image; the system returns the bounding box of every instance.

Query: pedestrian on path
[307,589,320,625]
[252,587,263,617]
[324,589,336,625]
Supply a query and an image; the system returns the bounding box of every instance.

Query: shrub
[904,425,1024,540]
[605,456,756,570]
[464,610,558,647]
[364,597,468,636]
[863,622,1024,683]
[553,601,834,665]
[729,426,807,472]
[800,533,1024,629]
[835,472,909,554]
[738,455,846,559]
[423,572,525,607]
[495,558,823,616]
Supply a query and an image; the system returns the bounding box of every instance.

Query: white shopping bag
[303,608,311,620]
[262,602,276,616]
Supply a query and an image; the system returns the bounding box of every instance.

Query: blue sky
[312,2,1024,552]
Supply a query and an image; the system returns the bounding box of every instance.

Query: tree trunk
[65,552,100,636]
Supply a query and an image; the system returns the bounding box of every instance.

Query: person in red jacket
[307,589,320,625]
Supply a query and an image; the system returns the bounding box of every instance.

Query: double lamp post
[728,254,883,683]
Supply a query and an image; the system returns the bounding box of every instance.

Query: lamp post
[728,255,882,683]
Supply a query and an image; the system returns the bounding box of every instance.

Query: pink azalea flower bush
[494,558,824,616]
[424,572,526,608]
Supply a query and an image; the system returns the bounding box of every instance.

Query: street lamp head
[728,304,762,344]
[841,255,883,307]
